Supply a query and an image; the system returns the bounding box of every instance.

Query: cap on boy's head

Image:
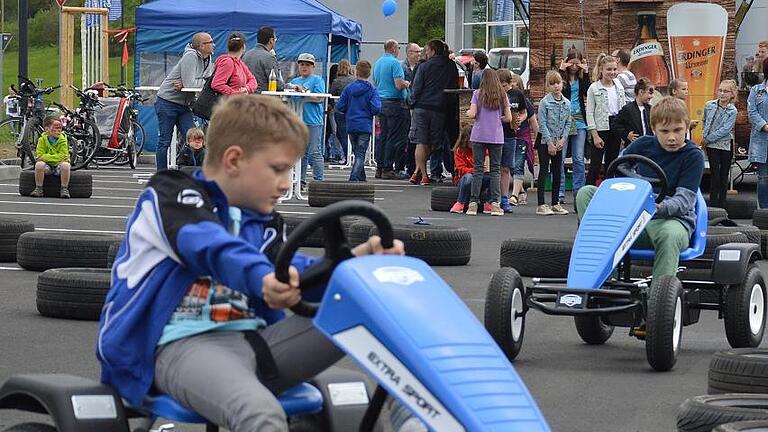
[204,95,308,170]
[650,96,690,129]
[355,60,372,79]
[297,53,315,65]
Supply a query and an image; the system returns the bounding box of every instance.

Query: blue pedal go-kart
[0,201,550,432]
[485,155,767,372]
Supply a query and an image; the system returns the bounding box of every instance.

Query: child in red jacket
[450,126,491,213]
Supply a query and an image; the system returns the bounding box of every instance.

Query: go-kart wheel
[484,268,526,361]
[2,424,57,432]
[646,275,684,371]
[274,201,394,318]
[573,316,614,345]
[724,264,767,348]
[606,154,670,203]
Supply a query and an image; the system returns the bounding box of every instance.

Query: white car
[488,47,530,90]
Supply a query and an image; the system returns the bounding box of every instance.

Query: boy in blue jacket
[336,60,381,182]
[97,94,404,431]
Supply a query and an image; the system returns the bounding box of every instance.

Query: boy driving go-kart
[486,96,766,372]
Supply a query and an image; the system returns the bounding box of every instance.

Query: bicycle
[90,85,148,169]
[50,99,100,171]
[0,76,59,168]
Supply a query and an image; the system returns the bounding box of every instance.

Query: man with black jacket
[408,39,459,185]
[615,78,655,147]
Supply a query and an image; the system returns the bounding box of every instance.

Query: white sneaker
[551,203,570,215]
[536,204,554,215]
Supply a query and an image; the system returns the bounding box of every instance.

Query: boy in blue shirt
[575,96,704,278]
[287,53,326,189]
[336,60,381,182]
[97,94,404,431]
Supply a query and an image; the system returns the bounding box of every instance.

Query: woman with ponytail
[585,53,626,185]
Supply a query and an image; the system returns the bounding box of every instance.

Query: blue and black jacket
[96,170,316,407]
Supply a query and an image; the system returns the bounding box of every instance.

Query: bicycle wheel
[113,120,137,168]
[0,118,23,158]
[69,119,99,170]
[133,120,146,156]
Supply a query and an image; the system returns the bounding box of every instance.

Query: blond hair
[337,59,353,77]
[510,73,525,90]
[592,53,617,82]
[759,40,768,50]
[545,70,563,87]
[186,127,205,142]
[650,96,690,129]
[204,95,308,169]
[355,60,372,79]
[719,79,738,104]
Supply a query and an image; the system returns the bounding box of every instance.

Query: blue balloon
[382,0,397,17]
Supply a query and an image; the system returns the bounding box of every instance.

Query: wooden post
[59,6,109,108]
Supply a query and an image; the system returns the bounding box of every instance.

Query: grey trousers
[154,316,344,432]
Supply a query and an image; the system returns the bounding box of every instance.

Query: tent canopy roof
[136,0,362,41]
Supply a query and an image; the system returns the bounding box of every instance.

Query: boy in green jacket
[32,115,71,198]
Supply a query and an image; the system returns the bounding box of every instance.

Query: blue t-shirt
[570,80,587,130]
[290,74,326,125]
[373,53,405,100]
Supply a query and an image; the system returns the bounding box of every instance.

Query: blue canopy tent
[134,0,362,151]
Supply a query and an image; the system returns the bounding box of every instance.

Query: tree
[409,0,445,46]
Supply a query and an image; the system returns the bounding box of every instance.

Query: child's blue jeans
[457,173,490,203]
[349,132,370,182]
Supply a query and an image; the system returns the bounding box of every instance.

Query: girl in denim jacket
[586,53,626,185]
[749,57,768,208]
[536,71,572,216]
[702,79,738,208]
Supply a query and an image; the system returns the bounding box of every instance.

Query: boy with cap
[288,53,326,189]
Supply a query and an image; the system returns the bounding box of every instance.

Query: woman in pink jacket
[211,32,257,95]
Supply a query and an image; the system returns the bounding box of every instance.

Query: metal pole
[120,0,126,84]
[1,0,5,104]
[18,0,29,81]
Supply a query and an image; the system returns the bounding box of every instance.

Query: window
[489,24,514,49]
[463,24,487,50]
[464,0,487,23]
[462,0,529,51]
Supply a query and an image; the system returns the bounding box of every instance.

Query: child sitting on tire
[176,127,207,167]
[575,96,704,278]
[30,116,70,199]
[450,126,492,214]
[97,94,405,431]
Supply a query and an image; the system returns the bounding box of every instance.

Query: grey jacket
[243,44,283,92]
[701,100,737,151]
[157,44,212,106]
[538,93,572,144]
[586,79,627,131]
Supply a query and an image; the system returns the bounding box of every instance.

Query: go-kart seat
[139,382,323,425]
[628,190,708,262]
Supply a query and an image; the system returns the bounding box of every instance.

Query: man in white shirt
[613,49,637,102]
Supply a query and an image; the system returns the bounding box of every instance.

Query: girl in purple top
[466,71,514,216]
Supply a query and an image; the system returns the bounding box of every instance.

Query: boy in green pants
[576,96,704,277]
[31,115,71,198]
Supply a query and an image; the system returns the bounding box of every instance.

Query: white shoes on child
[537,204,569,216]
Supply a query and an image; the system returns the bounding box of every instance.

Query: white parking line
[0,184,143,193]
[0,266,23,271]
[0,200,134,209]
[93,180,151,185]
[0,192,138,200]
[36,227,125,234]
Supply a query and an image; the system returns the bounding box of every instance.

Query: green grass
[2,46,135,101]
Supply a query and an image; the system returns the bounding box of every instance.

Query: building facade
[445,0,530,52]
[319,0,409,63]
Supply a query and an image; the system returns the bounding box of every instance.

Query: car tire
[646,275,684,371]
[484,268,526,361]
[709,207,729,222]
[1,424,57,432]
[307,181,375,207]
[500,239,572,278]
[18,170,93,198]
[106,242,120,268]
[0,218,34,262]
[430,187,458,212]
[709,349,768,395]
[708,225,761,246]
[17,232,123,271]
[677,394,768,432]
[724,264,767,348]
[347,221,375,247]
[370,224,472,266]
[283,215,360,249]
[573,316,614,345]
[714,420,768,431]
[36,268,111,321]
[753,209,768,230]
[723,198,758,221]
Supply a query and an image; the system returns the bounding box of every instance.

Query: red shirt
[211,55,257,95]
[453,147,474,185]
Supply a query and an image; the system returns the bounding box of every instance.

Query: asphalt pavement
[0,163,763,431]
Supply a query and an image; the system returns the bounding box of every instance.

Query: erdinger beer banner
[667,3,728,144]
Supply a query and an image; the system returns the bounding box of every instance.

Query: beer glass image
[667,3,728,144]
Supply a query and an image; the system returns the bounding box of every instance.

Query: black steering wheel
[605,154,670,204]
[274,201,394,318]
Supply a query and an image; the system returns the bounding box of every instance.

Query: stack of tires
[16,231,122,321]
[677,349,768,431]
[18,171,93,198]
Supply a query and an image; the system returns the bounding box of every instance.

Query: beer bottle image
[629,12,670,90]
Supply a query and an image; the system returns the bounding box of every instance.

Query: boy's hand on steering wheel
[351,235,405,257]
[263,266,301,309]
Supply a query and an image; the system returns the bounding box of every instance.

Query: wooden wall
[528,0,737,102]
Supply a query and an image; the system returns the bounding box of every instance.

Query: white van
[488,47,530,89]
